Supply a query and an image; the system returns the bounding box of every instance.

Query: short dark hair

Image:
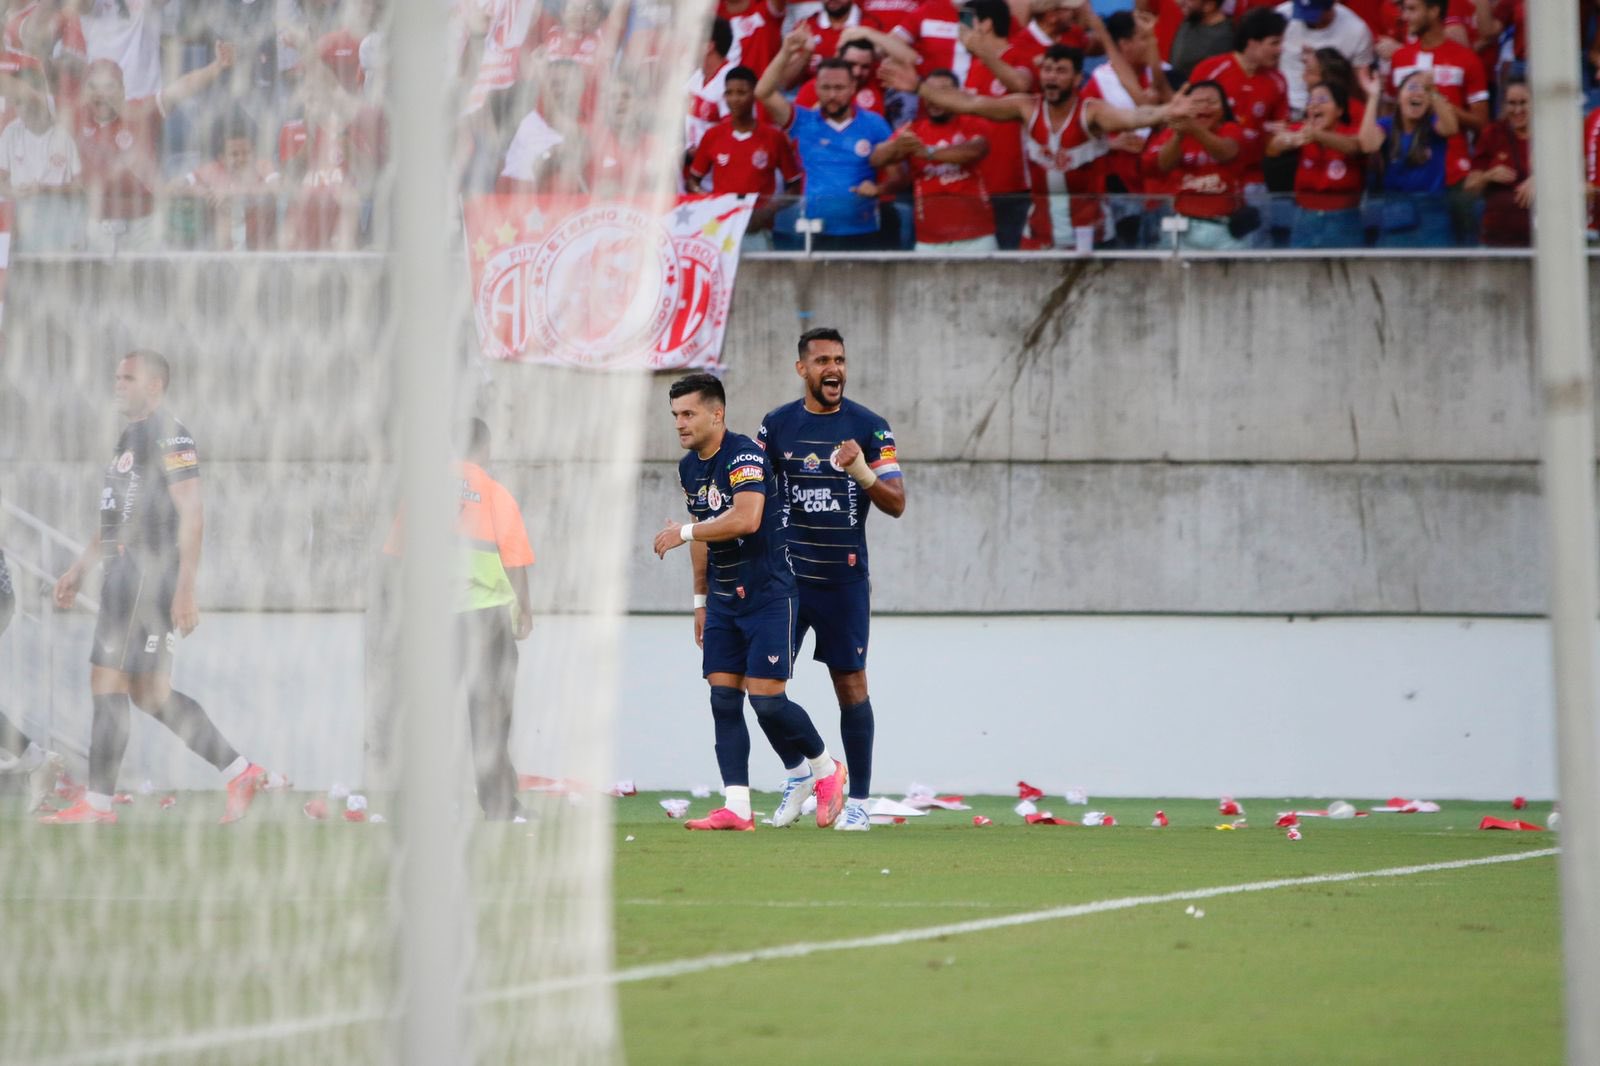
[1423,0,1448,14]
[969,0,1010,38]
[815,56,854,77]
[1104,10,1136,43]
[709,17,733,58]
[923,67,958,87]
[1042,44,1084,72]
[725,64,758,88]
[797,326,845,358]
[125,349,170,389]
[670,372,726,407]
[1236,7,1287,48]
[839,38,876,61]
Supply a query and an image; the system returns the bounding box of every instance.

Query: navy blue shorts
[795,580,870,673]
[701,595,795,680]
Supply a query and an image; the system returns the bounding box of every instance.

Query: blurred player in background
[0,494,65,809]
[44,350,270,825]
[758,327,904,831]
[654,373,848,831]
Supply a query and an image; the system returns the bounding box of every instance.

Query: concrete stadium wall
[2,255,1581,615]
[4,609,1557,799]
[1,253,1576,795]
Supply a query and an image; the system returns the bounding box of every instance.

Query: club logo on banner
[465,194,754,370]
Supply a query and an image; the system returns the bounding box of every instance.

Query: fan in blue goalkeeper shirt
[653,373,849,831]
[756,327,905,832]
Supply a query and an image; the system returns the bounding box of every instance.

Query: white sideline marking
[482,848,1560,1001]
[36,847,1558,1065]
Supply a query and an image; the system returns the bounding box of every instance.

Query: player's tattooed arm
[836,440,905,517]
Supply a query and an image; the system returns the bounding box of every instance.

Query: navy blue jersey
[100,410,199,563]
[757,398,901,586]
[679,430,795,614]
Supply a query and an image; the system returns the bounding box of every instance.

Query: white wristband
[680,523,696,543]
[844,451,878,488]
[693,594,707,609]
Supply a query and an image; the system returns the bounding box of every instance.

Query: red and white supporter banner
[464,194,754,370]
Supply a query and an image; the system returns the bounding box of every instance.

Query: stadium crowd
[0,0,1598,252]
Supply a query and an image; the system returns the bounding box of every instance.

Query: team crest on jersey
[707,483,723,510]
[114,450,134,474]
[802,452,821,471]
[990,78,1005,96]
[115,129,134,151]
[827,448,845,472]
[854,139,872,157]
[752,149,769,169]
[856,89,875,109]
[1327,159,1348,181]
[716,153,731,166]
[1253,102,1266,118]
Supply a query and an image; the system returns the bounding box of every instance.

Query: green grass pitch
[2,791,1562,1064]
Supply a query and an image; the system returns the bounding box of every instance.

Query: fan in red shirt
[1186,7,1287,197]
[178,112,280,250]
[1083,9,1174,245]
[278,50,389,250]
[1146,79,1250,248]
[873,68,995,249]
[1133,0,1185,60]
[1387,0,1487,180]
[861,0,919,35]
[75,45,233,253]
[4,0,85,100]
[1586,105,1600,237]
[718,0,785,77]
[801,0,883,82]
[795,37,886,114]
[849,0,1038,246]
[1266,80,1364,247]
[882,42,1185,250]
[1463,76,1530,247]
[889,0,965,80]
[687,65,803,247]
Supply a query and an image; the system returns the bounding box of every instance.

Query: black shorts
[90,553,178,675]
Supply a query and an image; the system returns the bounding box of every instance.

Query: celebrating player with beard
[757,328,905,832]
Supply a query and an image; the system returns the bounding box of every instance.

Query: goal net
[0,0,711,1061]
